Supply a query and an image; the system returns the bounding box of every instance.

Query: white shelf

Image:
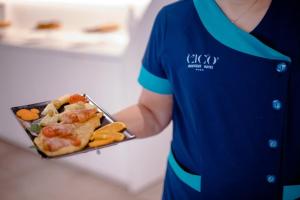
[0,0,152,57]
[0,28,129,57]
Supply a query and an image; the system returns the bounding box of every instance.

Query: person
[115,0,300,199]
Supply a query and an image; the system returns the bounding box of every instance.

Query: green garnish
[30,123,42,133]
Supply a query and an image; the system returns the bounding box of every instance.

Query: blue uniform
[138,0,300,199]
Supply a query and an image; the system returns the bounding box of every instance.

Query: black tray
[11,94,135,159]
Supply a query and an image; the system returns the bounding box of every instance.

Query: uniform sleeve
[138,8,172,95]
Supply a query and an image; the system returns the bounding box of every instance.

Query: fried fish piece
[96,122,126,132]
[88,138,115,148]
[34,114,101,157]
[92,131,125,142]
[60,108,98,124]
[91,122,126,140]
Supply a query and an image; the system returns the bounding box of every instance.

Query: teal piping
[283,185,300,200]
[138,66,172,94]
[168,150,201,192]
[193,0,291,62]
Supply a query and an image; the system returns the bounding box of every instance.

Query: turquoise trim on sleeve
[283,185,300,200]
[193,0,291,62]
[168,150,201,192]
[138,66,172,95]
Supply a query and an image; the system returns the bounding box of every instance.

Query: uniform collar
[193,0,291,62]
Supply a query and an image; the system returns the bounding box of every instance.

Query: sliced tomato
[69,94,88,104]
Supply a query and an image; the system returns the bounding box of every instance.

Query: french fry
[90,129,114,140]
[97,122,126,132]
[92,132,114,140]
[88,138,114,148]
[111,132,125,142]
[91,122,126,139]
[92,131,125,141]
[89,121,127,149]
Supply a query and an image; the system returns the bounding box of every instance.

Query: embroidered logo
[186,54,219,72]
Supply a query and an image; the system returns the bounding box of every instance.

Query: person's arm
[113,89,173,138]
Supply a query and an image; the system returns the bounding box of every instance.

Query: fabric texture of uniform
[138,0,300,199]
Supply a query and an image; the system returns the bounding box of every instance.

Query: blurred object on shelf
[84,23,120,33]
[35,20,61,30]
[0,20,11,28]
[0,2,5,20]
[0,0,150,56]
[0,20,11,40]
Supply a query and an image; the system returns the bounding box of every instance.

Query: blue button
[268,139,278,148]
[272,100,282,110]
[276,63,287,73]
[266,175,276,183]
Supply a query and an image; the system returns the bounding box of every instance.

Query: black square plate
[11,94,135,159]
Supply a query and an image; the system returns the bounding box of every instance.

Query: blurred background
[0,0,176,199]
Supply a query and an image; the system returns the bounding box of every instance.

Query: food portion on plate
[12,93,133,158]
[0,20,11,29]
[83,23,120,33]
[89,122,126,148]
[35,112,102,157]
[35,21,61,30]
[16,108,40,121]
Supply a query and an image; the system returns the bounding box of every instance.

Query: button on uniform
[268,65,283,186]
[272,100,282,110]
[266,175,276,183]
[264,63,287,188]
[268,139,278,148]
[276,62,288,73]
[262,64,285,188]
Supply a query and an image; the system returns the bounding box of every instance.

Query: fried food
[109,132,125,142]
[96,122,126,132]
[16,108,39,121]
[30,108,40,114]
[39,113,60,126]
[34,114,101,157]
[52,94,71,109]
[91,122,126,141]
[84,23,120,33]
[41,102,58,116]
[64,102,85,111]
[0,20,11,28]
[92,131,125,142]
[88,138,115,148]
[35,21,61,30]
[88,131,125,148]
[89,122,126,148]
[60,108,99,124]
[64,102,97,111]
[25,93,129,157]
